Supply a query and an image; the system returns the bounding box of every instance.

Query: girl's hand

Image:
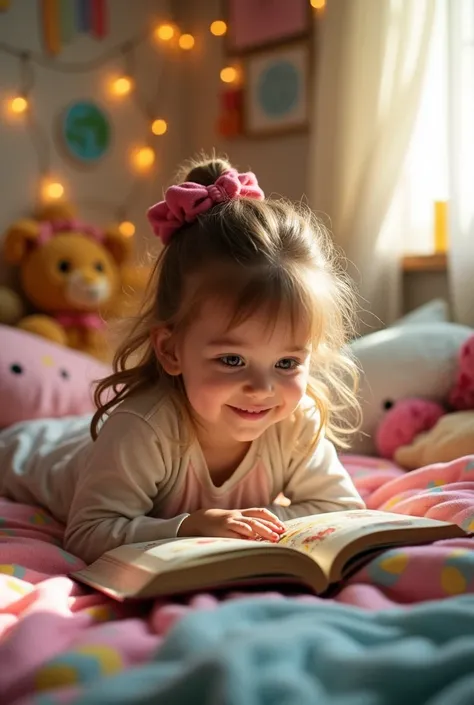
[177,508,286,542]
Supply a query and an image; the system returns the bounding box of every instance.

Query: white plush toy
[348,301,473,455]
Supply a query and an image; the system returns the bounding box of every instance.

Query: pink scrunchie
[147,168,264,245]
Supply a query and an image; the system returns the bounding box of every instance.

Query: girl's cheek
[283,373,308,396]
[203,372,238,390]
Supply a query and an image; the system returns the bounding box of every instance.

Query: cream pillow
[395,411,474,469]
[348,319,472,455]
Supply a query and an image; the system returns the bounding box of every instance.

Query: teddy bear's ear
[102,226,134,265]
[3,220,41,265]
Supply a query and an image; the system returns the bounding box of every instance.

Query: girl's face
[154,299,312,447]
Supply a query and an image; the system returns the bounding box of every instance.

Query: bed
[1,319,474,704]
[1,453,474,705]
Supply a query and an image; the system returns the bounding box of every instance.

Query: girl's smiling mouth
[227,406,273,420]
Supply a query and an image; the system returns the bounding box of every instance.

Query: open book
[71,509,468,601]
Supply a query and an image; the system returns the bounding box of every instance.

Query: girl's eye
[219,355,244,368]
[276,358,299,370]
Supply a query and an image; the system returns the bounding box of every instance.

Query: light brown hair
[91,155,361,446]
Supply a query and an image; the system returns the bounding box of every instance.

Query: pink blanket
[1,454,474,704]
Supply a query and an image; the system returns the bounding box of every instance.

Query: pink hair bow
[37,219,104,246]
[147,168,264,245]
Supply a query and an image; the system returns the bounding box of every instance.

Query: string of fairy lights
[1,0,325,238]
[0,18,230,237]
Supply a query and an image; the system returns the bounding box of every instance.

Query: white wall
[0,0,188,283]
[180,0,310,202]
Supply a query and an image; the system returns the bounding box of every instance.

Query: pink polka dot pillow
[0,325,111,427]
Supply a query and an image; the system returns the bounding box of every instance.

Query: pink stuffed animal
[375,398,445,460]
[375,333,474,460]
[449,334,474,409]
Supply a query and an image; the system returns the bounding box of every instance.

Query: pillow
[0,325,111,427]
[392,298,449,326]
[349,321,473,455]
[394,411,474,470]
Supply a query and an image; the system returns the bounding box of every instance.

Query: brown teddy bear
[0,285,25,326]
[2,204,133,362]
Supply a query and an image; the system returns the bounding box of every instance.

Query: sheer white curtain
[308,0,435,328]
[399,0,449,256]
[448,0,474,326]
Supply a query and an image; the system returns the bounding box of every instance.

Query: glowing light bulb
[178,33,195,50]
[310,0,326,8]
[8,96,28,114]
[210,20,227,36]
[41,179,64,202]
[118,220,136,237]
[133,147,155,171]
[220,66,238,84]
[111,76,133,97]
[154,23,175,41]
[151,118,168,136]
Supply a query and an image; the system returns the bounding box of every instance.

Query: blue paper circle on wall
[257,61,300,118]
[62,101,111,163]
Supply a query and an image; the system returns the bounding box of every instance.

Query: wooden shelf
[402,253,447,273]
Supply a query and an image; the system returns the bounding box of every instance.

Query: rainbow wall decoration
[41,0,109,55]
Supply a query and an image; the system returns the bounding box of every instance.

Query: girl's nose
[243,372,274,396]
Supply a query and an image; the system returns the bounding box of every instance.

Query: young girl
[0,156,365,564]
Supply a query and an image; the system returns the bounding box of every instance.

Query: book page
[107,536,269,573]
[277,510,447,578]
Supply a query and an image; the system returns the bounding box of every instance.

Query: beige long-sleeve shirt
[0,386,364,563]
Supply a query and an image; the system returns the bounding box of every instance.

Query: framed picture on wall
[243,41,311,137]
[59,101,112,166]
[226,0,311,54]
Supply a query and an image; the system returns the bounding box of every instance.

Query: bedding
[0,454,473,704]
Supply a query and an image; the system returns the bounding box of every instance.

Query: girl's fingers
[250,518,285,536]
[228,519,257,539]
[242,518,280,542]
[242,508,286,532]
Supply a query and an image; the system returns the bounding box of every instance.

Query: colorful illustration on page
[279,523,341,551]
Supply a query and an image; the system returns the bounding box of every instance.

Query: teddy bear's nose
[81,271,98,285]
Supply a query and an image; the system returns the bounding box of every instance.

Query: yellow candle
[434,201,448,253]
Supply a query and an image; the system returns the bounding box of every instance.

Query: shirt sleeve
[268,413,365,521]
[64,411,189,564]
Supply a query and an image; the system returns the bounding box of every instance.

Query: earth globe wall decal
[61,101,111,164]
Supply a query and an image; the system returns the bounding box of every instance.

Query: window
[397,0,449,256]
